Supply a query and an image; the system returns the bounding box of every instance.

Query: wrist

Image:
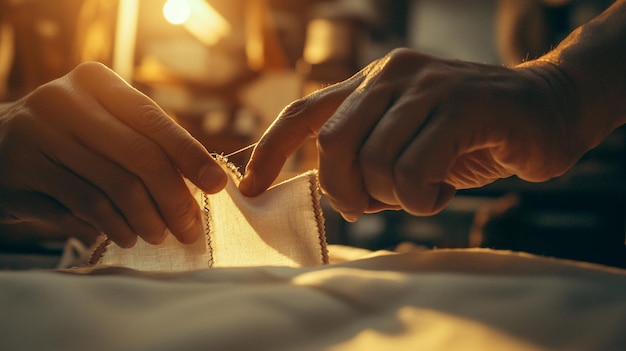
[514,61,594,162]
[532,2,626,141]
[516,58,621,160]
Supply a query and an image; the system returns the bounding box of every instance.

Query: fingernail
[337,205,361,222]
[341,212,360,223]
[180,216,203,244]
[239,171,255,196]
[199,164,226,194]
[147,228,168,245]
[329,200,362,223]
[119,235,137,248]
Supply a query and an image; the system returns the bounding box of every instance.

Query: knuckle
[386,48,416,66]
[69,62,126,97]
[134,103,170,130]
[381,48,425,73]
[134,104,195,157]
[128,138,169,173]
[69,61,109,82]
[27,81,71,111]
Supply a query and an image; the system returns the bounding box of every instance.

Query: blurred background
[0,0,624,268]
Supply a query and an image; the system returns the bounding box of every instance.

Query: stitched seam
[88,235,110,265]
[212,153,243,179]
[206,154,243,267]
[202,191,214,268]
[308,170,329,264]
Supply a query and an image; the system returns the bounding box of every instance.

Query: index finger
[239,72,367,197]
[71,62,227,194]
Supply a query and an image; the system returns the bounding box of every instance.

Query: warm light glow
[113,0,139,82]
[163,0,191,25]
[162,0,230,46]
[303,19,351,64]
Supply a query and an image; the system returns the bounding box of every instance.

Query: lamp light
[163,0,230,46]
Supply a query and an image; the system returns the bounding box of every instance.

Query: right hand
[240,49,594,221]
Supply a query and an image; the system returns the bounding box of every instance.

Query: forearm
[534,0,626,146]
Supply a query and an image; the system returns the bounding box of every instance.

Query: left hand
[0,62,227,247]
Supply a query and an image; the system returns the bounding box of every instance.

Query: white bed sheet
[1,247,625,351]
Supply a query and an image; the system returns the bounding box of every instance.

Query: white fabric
[1,248,625,350]
[93,157,328,271]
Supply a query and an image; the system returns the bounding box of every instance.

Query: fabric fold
[92,155,328,271]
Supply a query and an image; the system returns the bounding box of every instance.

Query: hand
[240,49,588,221]
[0,62,227,247]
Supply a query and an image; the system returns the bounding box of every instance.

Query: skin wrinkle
[133,102,171,132]
[513,67,577,181]
[530,62,587,144]
[446,150,506,188]
[278,98,309,123]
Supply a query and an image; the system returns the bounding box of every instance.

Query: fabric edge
[88,235,110,266]
[307,170,329,265]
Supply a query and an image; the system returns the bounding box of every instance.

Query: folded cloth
[91,155,328,271]
[1,248,625,351]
